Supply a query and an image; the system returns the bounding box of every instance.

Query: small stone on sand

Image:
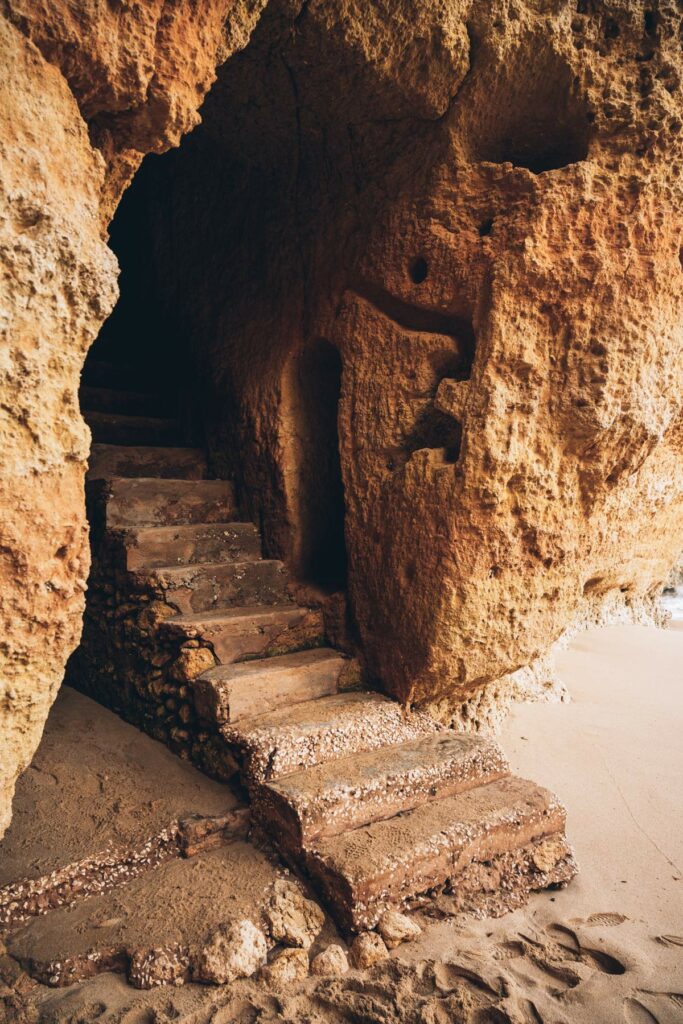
[350,931,389,968]
[195,919,267,984]
[261,947,310,986]
[310,944,349,976]
[264,878,325,949]
[378,910,422,949]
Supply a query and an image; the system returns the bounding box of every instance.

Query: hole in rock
[644,9,658,38]
[478,217,494,237]
[604,18,620,39]
[410,257,429,284]
[404,406,462,464]
[402,333,475,466]
[466,43,592,173]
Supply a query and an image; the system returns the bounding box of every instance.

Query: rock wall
[1,0,682,837]
[0,0,264,838]
[119,1,683,717]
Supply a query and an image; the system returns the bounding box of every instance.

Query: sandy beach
[14,622,683,1024]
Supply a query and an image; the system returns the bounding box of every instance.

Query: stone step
[161,605,325,664]
[87,444,206,481]
[6,842,279,989]
[137,559,290,615]
[122,522,261,570]
[193,648,345,726]
[81,358,134,389]
[224,691,440,788]
[303,775,576,934]
[80,385,171,418]
[259,731,510,848]
[0,687,244,927]
[103,478,237,529]
[84,410,181,446]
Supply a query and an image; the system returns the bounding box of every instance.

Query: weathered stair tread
[122,521,261,570]
[305,775,575,933]
[138,559,291,615]
[259,731,510,846]
[7,843,278,987]
[88,444,206,481]
[103,477,236,528]
[0,688,237,890]
[193,648,345,725]
[84,411,181,446]
[80,386,171,417]
[162,605,325,664]
[225,691,441,786]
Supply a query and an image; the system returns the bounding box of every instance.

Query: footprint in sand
[546,923,627,975]
[497,920,628,1001]
[432,959,504,999]
[623,996,659,1023]
[520,998,545,1023]
[583,912,628,928]
[499,934,583,989]
[75,1002,107,1020]
[120,1007,157,1024]
[625,990,683,1023]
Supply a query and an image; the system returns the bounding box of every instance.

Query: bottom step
[7,844,277,988]
[302,775,576,934]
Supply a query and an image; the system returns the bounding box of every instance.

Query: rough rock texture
[0,1,266,838]
[120,0,683,723]
[310,943,349,977]
[260,947,310,987]
[194,919,268,985]
[0,14,116,841]
[377,911,422,950]
[264,879,325,950]
[350,933,389,969]
[2,0,266,216]
[2,0,683,839]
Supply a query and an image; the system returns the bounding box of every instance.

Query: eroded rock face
[3,0,265,216]
[335,95,683,708]
[0,16,116,840]
[0,1,264,838]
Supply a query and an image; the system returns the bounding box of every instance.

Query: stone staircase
[74,358,337,778]
[230,700,575,934]
[71,357,576,947]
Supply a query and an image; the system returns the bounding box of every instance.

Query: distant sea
[661,586,683,620]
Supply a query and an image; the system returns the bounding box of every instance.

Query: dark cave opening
[79,158,197,451]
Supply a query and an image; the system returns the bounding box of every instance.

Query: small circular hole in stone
[409,257,428,284]
[478,217,494,237]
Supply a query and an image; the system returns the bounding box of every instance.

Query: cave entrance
[69,86,353,761]
[79,160,195,452]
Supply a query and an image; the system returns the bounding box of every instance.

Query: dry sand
[9,623,683,1024]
